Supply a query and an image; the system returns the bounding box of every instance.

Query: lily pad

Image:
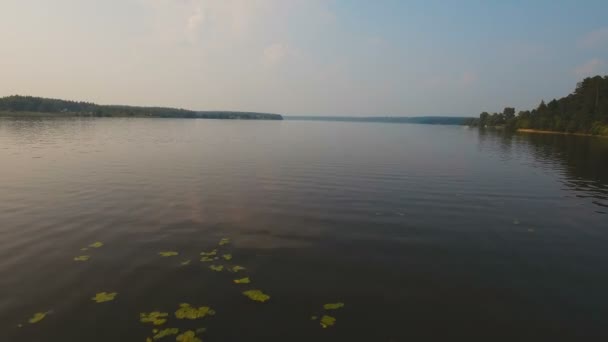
[91,292,117,303]
[74,255,90,261]
[176,330,201,342]
[153,327,179,340]
[159,251,179,257]
[180,260,191,266]
[89,242,103,248]
[200,249,217,257]
[320,315,336,328]
[242,290,270,302]
[229,265,246,273]
[200,256,214,262]
[28,312,48,324]
[233,277,250,284]
[174,303,215,320]
[219,238,230,246]
[140,311,169,325]
[209,265,224,272]
[323,302,345,310]
[222,254,232,261]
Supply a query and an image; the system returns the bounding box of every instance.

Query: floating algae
[74,255,90,261]
[320,315,336,328]
[174,303,215,320]
[91,292,117,303]
[80,247,89,251]
[311,316,318,321]
[140,311,169,325]
[219,238,230,246]
[242,290,270,302]
[209,265,224,272]
[28,312,48,324]
[200,256,214,262]
[195,327,207,334]
[89,242,103,248]
[323,303,345,310]
[200,249,217,257]
[233,277,250,284]
[176,330,201,342]
[159,251,179,257]
[222,254,232,261]
[180,260,191,266]
[152,327,179,340]
[228,265,246,273]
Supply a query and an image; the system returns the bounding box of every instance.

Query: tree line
[465,75,608,136]
[0,95,283,120]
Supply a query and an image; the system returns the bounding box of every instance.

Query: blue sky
[1,0,607,116]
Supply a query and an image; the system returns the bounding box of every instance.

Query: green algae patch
[74,255,90,261]
[91,292,117,303]
[219,238,230,246]
[159,251,178,257]
[209,265,224,272]
[195,327,206,334]
[153,327,179,340]
[180,260,191,266]
[320,315,336,328]
[233,277,250,284]
[242,290,270,303]
[89,242,103,248]
[28,312,48,324]
[176,330,201,342]
[174,303,215,320]
[80,247,89,251]
[200,249,217,257]
[200,256,214,262]
[311,315,318,321]
[222,254,232,261]
[140,311,169,325]
[323,303,345,310]
[229,265,246,273]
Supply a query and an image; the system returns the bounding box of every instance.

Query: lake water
[1,118,607,341]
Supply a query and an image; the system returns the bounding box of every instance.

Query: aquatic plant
[233,277,250,284]
[200,256,214,262]
[28,312,48,324]
[91,292,117,303]
[73,255,90,261]
[180,260,191,266]
[152,327,179,340]
[176,330,201,342]
[80,247,88,251]
[222,254,232,261]
[242,290,270,302]
[311,316,318,321]
[229,265,246,273]
[219,238,230,246]
[174,303,215,320]
[89,242,103,248]
[200,249,217,257]
[159,251,179,257]
[320,315,336,328]
[195,327,206,334]
[209,265,223,272]
[323,303,345,310]
[140,311,169,325]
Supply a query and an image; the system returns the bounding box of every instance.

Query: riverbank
[517,128,608,138]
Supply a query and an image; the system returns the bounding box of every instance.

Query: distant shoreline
[517,128,608,138]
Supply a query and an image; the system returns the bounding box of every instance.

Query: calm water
[1,118,607,341]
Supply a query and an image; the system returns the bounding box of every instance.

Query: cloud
[574,58,604,78]
[262,43,290,66]
[578,28,608,49]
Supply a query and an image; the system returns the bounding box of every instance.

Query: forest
[465,75,608,136]
[0,95,283,120]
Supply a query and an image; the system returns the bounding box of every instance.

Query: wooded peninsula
[0,95,283,120]
[465,75,608,136]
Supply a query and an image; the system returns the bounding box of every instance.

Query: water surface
[1,118,607,341]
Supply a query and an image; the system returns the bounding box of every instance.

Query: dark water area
[0,118,607,341]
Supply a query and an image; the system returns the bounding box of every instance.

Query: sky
[1,0,607,116]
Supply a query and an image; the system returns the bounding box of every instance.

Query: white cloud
[578,28,608,49]
[574,58,604,78]
[262,43,290,66]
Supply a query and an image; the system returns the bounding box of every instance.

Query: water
[0,118,607,341]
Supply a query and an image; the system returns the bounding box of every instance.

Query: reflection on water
[0,118,607,341]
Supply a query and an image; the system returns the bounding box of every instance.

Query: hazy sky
[1,0,607,116]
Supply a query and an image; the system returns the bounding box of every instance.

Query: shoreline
[517,128,608,138]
